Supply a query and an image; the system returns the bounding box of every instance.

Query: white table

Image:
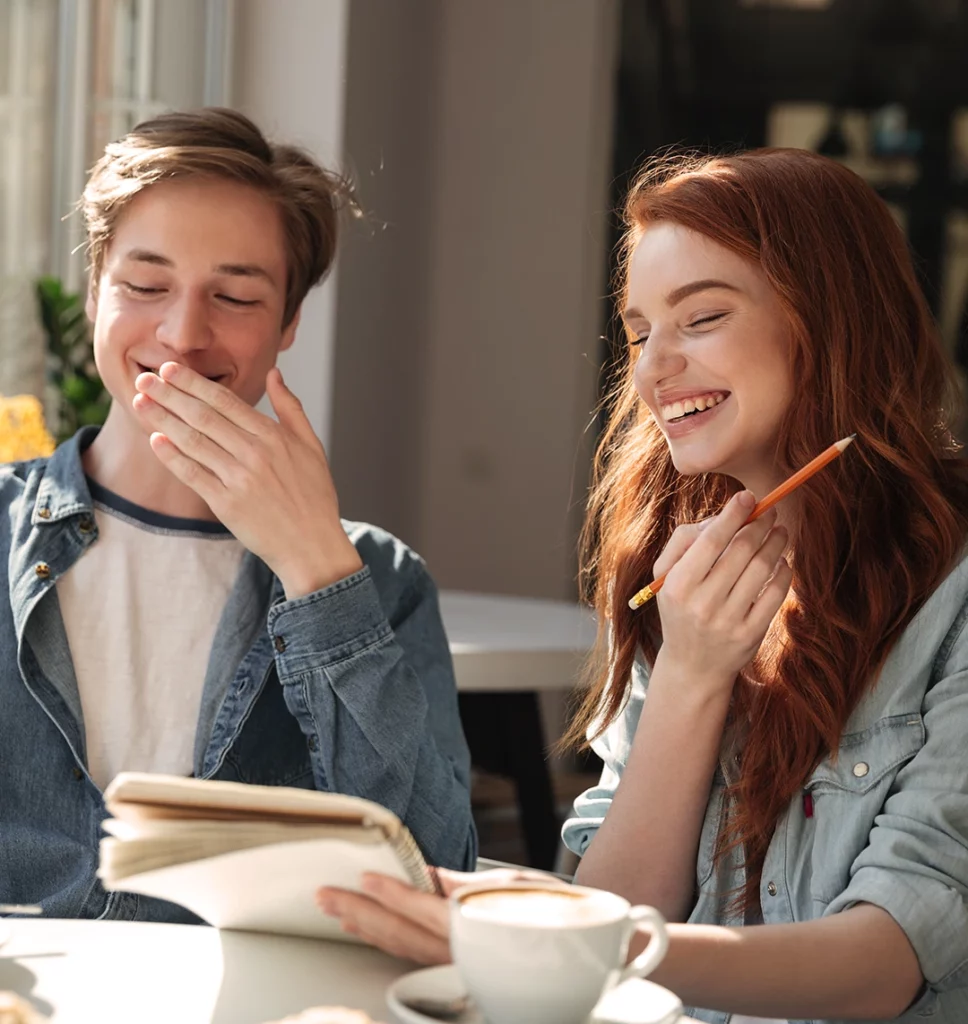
[0,918,407,1023]
[438,592,598,868]
[439,591,597,693]
[0,919,702,1023]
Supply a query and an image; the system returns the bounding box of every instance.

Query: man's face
[87,177,298,422]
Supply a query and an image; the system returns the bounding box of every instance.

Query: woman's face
[626,221,794,498]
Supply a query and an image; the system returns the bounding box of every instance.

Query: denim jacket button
[853,762,870,778]
[78,517,95,534]
[767,881,778,896]
[71,768,83,781]
[274,635,287,653]
[37,508,51,520]
[34,562,51,580]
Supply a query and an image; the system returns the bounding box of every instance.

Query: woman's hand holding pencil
[647,492,794,688]
[629,435,856,610]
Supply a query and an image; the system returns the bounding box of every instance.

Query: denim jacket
[563,551,968,1024]
[0,429,477,921]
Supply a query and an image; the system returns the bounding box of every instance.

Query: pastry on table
[262,1009,382,1024]
[0,993,46,1024]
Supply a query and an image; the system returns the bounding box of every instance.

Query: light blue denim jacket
[563,551,968,1024]
[0,429,477,921]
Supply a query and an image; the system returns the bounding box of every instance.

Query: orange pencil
[628,434,856,610]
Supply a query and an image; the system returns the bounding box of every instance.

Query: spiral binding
[392,827,441,895]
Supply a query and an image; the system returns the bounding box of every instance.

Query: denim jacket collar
[31,426,98,526]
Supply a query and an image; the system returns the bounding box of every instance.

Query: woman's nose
[633,327,686,389]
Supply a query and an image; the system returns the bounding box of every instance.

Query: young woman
[319,148,968,1024]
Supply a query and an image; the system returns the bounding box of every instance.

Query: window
[0,0,234,399]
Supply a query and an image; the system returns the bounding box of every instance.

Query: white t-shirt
[57,479,243,790]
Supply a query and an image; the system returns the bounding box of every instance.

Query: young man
[0,109,476,921]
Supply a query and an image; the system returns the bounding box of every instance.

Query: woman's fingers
[700,508,779,606]
[317,887,451,964]
[652,520,709,579]
[744,555,794,637]
[659,491,756,596]
[721,524,789,618]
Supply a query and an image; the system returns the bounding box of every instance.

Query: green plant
[35,276,110,443]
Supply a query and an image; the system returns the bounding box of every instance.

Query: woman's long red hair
[566,148,968,910]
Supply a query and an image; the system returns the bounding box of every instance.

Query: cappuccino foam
[458,888,615,927]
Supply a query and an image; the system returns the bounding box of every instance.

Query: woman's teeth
[661,392,726,423]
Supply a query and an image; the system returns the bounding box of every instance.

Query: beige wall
[332,0,619,599]
[234,0,349,447]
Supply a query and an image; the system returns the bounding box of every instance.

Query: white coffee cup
[450,879,670,1024]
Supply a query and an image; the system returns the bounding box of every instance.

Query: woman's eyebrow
[623,279,744,322]
[665,279,742,307]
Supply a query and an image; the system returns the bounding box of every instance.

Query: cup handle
[617,905,669,983]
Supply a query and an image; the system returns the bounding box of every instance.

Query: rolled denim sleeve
[824,624,968,995]
[561,661,648,857]
[264,534,476,872]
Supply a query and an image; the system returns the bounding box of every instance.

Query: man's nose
[157,295,213,353]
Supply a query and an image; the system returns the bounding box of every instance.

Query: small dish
[591,978,683,1024]
[386,964,483,1024]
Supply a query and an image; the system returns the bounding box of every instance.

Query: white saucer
[386,965,684,1024]
[386,964,484,1024]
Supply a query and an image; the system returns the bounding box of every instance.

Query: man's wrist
[277,539,364,600]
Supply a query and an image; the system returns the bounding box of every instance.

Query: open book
[98,773,438,940]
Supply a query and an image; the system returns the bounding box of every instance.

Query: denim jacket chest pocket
[802,712,925,906]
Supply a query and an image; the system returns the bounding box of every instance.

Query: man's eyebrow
[622,279,742,322]
[119,249,275,284]
[122,248,173,267]
[214,262,275,283]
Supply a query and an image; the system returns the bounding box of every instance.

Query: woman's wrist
[649,648,737,709]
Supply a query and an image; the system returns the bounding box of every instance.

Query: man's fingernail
[361,875,380,894]
[737,491,755,509]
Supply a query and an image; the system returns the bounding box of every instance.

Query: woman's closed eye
[687,311,729,330]
[629,311,728,347]
[216,294,260,307]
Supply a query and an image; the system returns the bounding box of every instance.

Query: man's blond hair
[82,107,355,326]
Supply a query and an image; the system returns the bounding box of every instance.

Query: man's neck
[82,405,219,521]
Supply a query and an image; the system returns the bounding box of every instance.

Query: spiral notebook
[98,772,437,941]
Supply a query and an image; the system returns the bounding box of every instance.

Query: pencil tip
[835,434,857,451]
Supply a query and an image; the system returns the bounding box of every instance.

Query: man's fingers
[133,393,238,482]
[136,369,257,461]
[157,361,265,433]
[265,368,322,447]
[147,432,225,505]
